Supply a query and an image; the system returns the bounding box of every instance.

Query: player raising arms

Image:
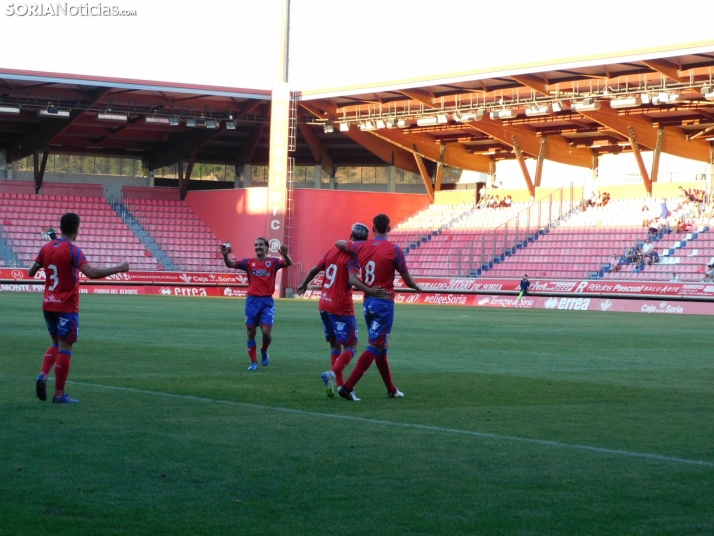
[29,213,130,403]
[221,237,292,370]
[335,213,421,401]
[296,223,390,398]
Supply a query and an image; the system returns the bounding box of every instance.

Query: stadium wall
[179,188,430,273]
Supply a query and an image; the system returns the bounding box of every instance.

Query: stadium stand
[122,198,225,272]
[0,192,159,269]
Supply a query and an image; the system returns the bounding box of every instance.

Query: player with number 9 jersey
[315,247,360,316]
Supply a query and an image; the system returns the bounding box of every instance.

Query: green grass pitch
[1,293,713,535]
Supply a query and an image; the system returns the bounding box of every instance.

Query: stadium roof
[2,43,714,193]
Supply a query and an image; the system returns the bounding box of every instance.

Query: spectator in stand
[503,195,512,208]
[640,237,654,259]
[673,216,691,234]
[660,198,670,220]
[648,248,659,266]
[624,248,637,265]
[704,264,714,281]
[610,254,621,272]
[670,272,681,282]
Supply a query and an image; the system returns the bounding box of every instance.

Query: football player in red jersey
[296,223,390,397]
[28,213,130,403]
[334,213,421,401]
[221,237,292,370]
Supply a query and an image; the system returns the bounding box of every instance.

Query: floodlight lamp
[195,118,207,127]
[436,113,449,124]
[385,117,398,129]
[525,104,553,117]
[704,91,714,102]
[226,120,237,130]
[454,111,482,122]
[169,116,180,126]
[0,105,20,114]
[609,96,642,109]
[97,112,127,122]
[359,120,376,131]
[38,107,70,118]
[323,123,334,133]
[396,118,413,128]
[701,85,713,96]
[339,122,350,132]
[375,119,386,129]
[145,116,171,125]
[416,116,438,126]
[641,92,651,104]
[186,118,197,127]
[490,109,517,120]
[572,98,601,112]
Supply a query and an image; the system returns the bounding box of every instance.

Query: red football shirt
[316,246,360,316]
[346,237,407,301]
[34,239,88,313]
[235,257,286,297]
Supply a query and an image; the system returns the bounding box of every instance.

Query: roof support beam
[642,59,688,83]
[33,146,49,194]
[510,74,549,97]
[512,136,535,197]
[147,124,226,170]
[534,136,547,188]
[576,106,711,162]
[413,152,434,201]
[297,123,336,177]
[434,144,446,191]
[373,129,491,172]
[466,118,592,167]
[650,127,664,185]
[627,126,652,195]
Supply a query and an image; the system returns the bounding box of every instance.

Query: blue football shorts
[320,311,358,346]
[362,296,394,347]
[43,311,79,344]
[245,295,276,327]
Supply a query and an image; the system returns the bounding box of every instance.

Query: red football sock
[330,349,340,368]
[344,347,379,391]
[375,353,397,393]
[261,337,272,351]
[247,342,257,363]
[332,348,355,387]
[54,351,72,397]
[40,345,58,377]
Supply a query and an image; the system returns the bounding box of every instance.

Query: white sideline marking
[70,381,714,468]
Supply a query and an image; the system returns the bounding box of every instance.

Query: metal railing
[458,182,582,276]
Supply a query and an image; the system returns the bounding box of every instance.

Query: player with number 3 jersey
[297,223,389,397]
[334,213,422,401]
[28,212,130,404]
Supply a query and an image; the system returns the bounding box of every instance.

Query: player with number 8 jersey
[334,213,422,401]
